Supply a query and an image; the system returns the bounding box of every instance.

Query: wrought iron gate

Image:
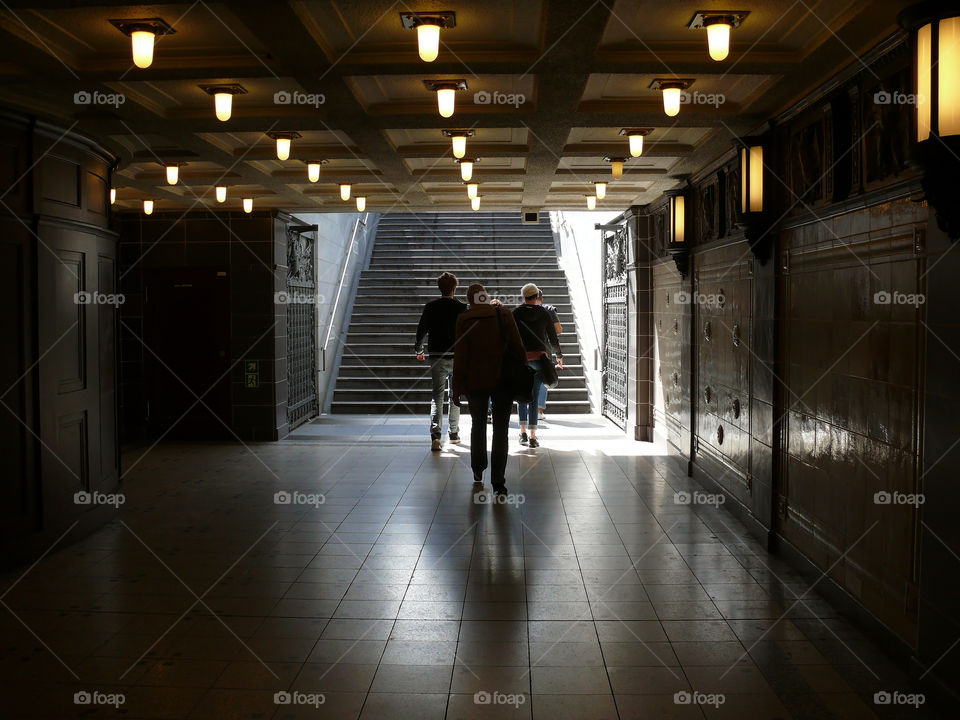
[602,223,628,429]
[286,225,319,428]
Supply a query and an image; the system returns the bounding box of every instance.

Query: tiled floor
[0,414,942,719]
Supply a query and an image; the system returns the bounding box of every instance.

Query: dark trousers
[468,386,513,485]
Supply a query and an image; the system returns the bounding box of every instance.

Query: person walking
[453,284,526,495]
[512,283,562,449]
[415,272,467,451]
[536,290,563,421]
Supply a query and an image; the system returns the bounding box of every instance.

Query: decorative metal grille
[286,228,318,428]
[602,224,629,428]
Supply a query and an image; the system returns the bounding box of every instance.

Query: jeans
[468,386,513,486]
[538,381,548,410]
[517,358,544,428]
[430,356,460,439]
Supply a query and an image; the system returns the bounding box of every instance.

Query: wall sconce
[215,186,227,203]
[620,128,653,157]
[110,188,116,205]
[356,196,367,212]
[666,188,689,278]
[687,11,749,62]
[585,195,597,210]
[594,181,607,199]
[267,131,301,161]
[735,135,775,263]
[900,3,960,239]
[243,197,254,213]
[109,18,175,69]
[604,156,626,179]
[199,83,247,122]
[423,79,468,118]
[471,195,482,211]
[401,12,456,62]
[143,199,154,215]
[466,182,479,199]
[457,157,478,181]
[340,183,352,201]
[649,79,695,116]
[305,159,328,183]
[443,129,474,159]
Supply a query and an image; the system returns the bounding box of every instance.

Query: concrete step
[338,363,586,378]
[339,352,583,366]
[335,374,587,389]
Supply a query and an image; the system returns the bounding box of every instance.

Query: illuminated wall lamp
[666,187,689,277]
[267,131,301,161]
[687,11,748,62]
[604,156,626,179]
[199,83,247,122]
[649,78,695,117]
[735,135,775,263]
[620,128,653,157]
[424,79,467,118]
[109,18,176,69]
[400,12,456,63]
[110,188,116,204]
[305,159,328,183]
[900,3,960,239]
[340,183,352,201]
[443,129,474,159]
[457,157,478,182]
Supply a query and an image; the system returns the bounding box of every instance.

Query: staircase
[330,212,591,414]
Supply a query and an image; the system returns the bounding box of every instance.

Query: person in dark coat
[453,283,526,494]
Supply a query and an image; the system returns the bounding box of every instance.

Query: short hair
[521,283,540,301]
[466,283,487,305]
[437,272,458,295]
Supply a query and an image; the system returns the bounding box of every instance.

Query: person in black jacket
[415,272,467,450]
[512,283,563,448]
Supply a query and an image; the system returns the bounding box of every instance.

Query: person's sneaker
[519,432,529,446]
[449,433,460,445]
[528,437,540,449]
[431,438,442,452]
[473,472,483,484]
[539,408,545,419]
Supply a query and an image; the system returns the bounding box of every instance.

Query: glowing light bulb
[452,135,467,158]
[214,92,233,121]
[707,21,731,62]
[471,196,481,211]
[340,184,351,201]
[307,163,321,183]
[275,137,291,160]
[110,188,116,204]
[143,199,154,215]
[131,30,155,68]
[629,134,644,157]
[663,87,682,117]
[459,160,473,181]
[467,182,478,199]
[243,197,253,213]
[356,196,366,211]
[611,160,624,179]
[417,23,440,62]
[586,195,596,210]
[165,164,179,185]
[595,182,607,199]
[437,88,455,118]
[215,186,227,203]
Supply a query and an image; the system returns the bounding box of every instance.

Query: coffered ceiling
[0,0,910,213]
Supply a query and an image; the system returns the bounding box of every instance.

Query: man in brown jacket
[453,283,526,494]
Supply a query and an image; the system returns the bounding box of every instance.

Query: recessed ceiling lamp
[423,79,468,118]
[266,131,301,161]
[471,195,481,211]
[143,199,154,215]
[356,196,367,212]
[110,188,116,204]
[215,186,227,203]
[466,182,479,199]
[305,159,328,183]
[687,11,748,62]
[243,197,254,213]
[594,181,607,199]
[585,195,597,210]
[619,128,653,157]
[456,157,478,181]
[199,83,247,122]
[340,183,352,201]
[443,129,475,159]
[109,18,176,69]
[604,156,626,179]
[649,79,695,117]
[400,12,457,62]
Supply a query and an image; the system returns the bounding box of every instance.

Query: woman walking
[512,283,562,448]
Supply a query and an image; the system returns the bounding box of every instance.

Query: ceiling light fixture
[457,157,478,181]
[305,159,328,183]
[586,195,597,210]
[340,183,352,201]
[143,199,154,215]
[471,195,481,211]
[649,79,695,117]
[604,156,626,179]
[594,181,607,199]
[164,163,181,185]
[216,186,227,203]
[443,129,475,159]
[356,196,367,212]
[620,127,653,157]
[109,18,176,69]
[423,79,468,118]
[199,83,247,122]
[466,182,479,199]
[243,197,254,213]
[687,11,748,62]
[400,12,456,62]
[267,131,301,161]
